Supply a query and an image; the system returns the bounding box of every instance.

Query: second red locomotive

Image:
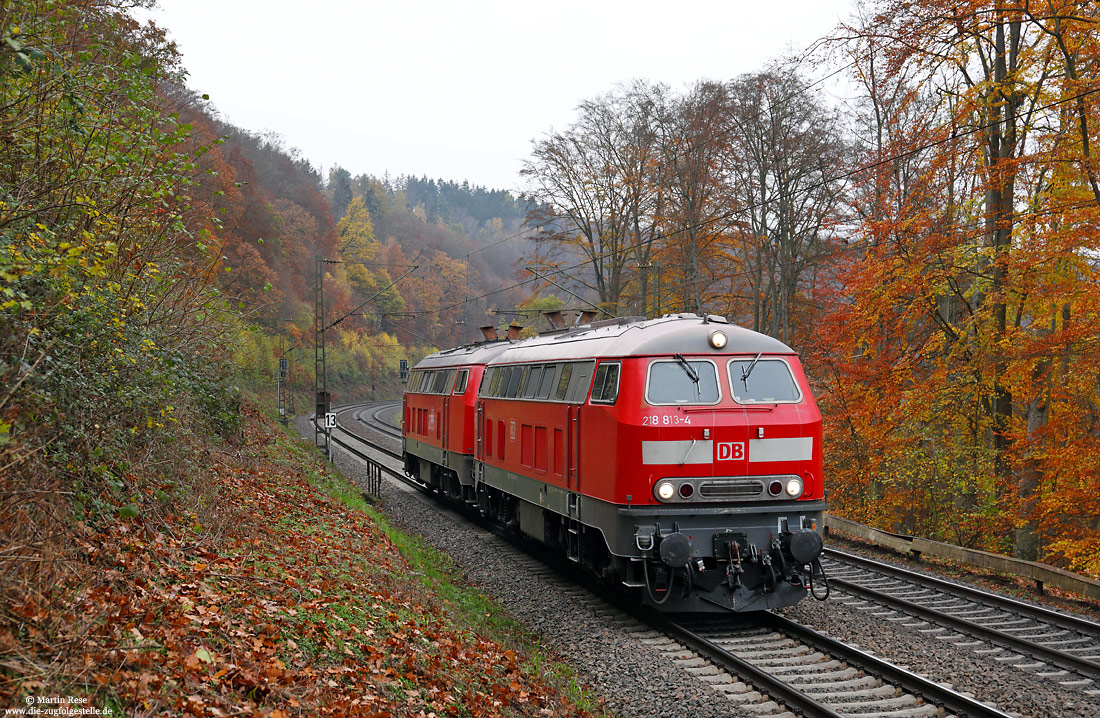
[403,313,827,612]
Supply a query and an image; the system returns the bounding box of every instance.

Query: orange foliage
[817,0,1100,572]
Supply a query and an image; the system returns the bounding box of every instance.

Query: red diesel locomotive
[402,313,827,612]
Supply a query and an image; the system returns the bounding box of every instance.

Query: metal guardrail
[824,514,1100,601]
[361,459,383,498]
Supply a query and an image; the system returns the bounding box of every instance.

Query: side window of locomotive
[453,369,468,395]
[537,364,558,399]
[495,366,512,397]
[506,366,526,398]
[590,362,620,404]
[565,361,595,403]
[485,367,501,397]
[554,363,573,400]
[727,358,802,403]
[522,365,543,398]
[646,359,720,405]
[432,369,453,394]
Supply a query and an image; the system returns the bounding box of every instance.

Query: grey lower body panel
[475,461,826,559]
[404,440,474,485]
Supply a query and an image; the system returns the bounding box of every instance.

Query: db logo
[717,442,745,461]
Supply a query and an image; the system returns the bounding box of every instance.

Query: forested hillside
[519,4,1100,575]
[0,3,572,711]
[0,0,532,560]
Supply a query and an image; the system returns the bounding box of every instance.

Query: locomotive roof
[492,314,793,365]
[412,339,514,369]
[412,315,794,371]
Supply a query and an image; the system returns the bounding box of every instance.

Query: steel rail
[758,612,1014,718]
[358,402,403,439]
[829,575,1100,679]
[649,613,845,718]
[825,548,1100,637]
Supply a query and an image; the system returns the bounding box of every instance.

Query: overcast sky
[138,1,857,192]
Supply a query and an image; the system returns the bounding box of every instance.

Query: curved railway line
[309,401,1099,717]
[822,550,1100,691]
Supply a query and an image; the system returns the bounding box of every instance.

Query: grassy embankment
[2,403,606,717]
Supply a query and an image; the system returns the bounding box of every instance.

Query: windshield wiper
[740,353,763,384]
[674,354,699,384]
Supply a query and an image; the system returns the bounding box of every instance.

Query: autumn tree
[654,81,736,314]
[723,69,848,340]
[328,165,353,220]
[522,99,637,315]
[820,0,1100,567]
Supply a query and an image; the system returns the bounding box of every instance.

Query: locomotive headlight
[785,478,804,498]
[655,481,676,501]
[708,330,728,349]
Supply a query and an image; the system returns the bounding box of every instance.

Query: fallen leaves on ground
[1,405,599,717]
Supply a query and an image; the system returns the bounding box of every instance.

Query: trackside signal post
[277,355,288,425]
[314,255,330,453]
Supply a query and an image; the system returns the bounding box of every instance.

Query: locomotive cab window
[453,369,469,395]
[727,357,802,403]
[646,358,720,405]
[590,362,620,404]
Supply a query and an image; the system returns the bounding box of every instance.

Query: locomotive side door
[475,400,485,483]
[567,404,580,492]
[401,395,408,451]
[441,395,450,466]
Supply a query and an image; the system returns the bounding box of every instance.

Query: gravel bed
[300,417,1095,717]
[779,595,1092,717]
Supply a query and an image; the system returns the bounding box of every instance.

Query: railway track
[351,401,403,439]
[662,612,1012,717]
[318,403,1020,717]
[823,549,1100,694]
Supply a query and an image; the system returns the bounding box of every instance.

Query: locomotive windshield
[727,358,801,403]
[646,359,720,405]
